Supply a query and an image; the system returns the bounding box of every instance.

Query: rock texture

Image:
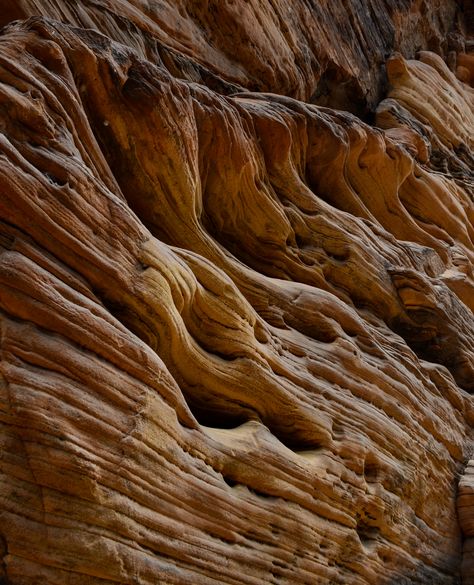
[0,2,473,584]
[0,0,465,112]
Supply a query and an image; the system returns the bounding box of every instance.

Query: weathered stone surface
[0,0,464,112]
[459,460,474,584]
[0,2,473,584]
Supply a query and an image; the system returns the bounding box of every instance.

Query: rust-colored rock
[0,2,473,584]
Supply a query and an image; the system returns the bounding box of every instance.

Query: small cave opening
[273,431,325,453]
[188,396,326,456]
[310,64,370,119]
[363,456,381,483]
[356,518,380,550]
[186,402,250,430]
[222,475,239,488]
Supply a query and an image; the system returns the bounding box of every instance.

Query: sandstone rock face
[0,2,473,584]
[0,0,464,112]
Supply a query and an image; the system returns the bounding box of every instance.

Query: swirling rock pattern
[0,2,473,584]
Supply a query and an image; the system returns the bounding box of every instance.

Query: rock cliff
[0,1,473,584]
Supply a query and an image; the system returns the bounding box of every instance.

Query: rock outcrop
[0,2,473,584]
[0,0,465,112]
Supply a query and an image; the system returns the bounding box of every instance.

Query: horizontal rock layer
[0,2,473,584]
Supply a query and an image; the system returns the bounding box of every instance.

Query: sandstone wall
[0,2,473,584]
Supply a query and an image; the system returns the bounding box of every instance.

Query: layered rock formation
[0,1,473,584]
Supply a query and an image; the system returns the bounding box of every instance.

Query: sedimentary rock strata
[0,2,473,584]
[0,0,464,111]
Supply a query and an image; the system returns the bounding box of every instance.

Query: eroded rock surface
[0,2,473,584]
[0,0,465,112]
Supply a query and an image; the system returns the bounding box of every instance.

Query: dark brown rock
[0,0,464,112]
